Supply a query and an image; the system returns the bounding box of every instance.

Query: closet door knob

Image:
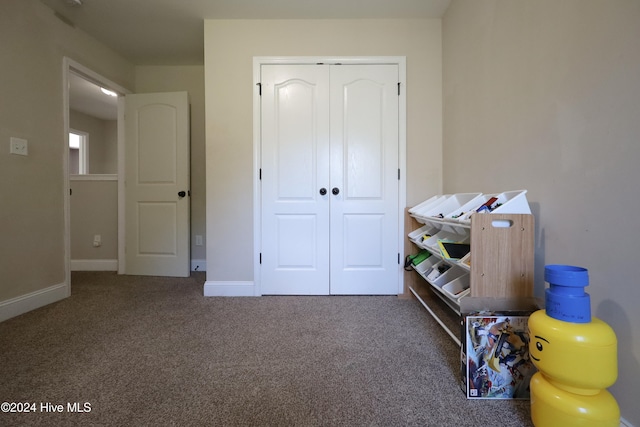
[319,188,327,195]
[332,187,340,195]
[178,191,186,197]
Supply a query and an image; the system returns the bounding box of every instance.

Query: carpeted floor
[0,272,532,426]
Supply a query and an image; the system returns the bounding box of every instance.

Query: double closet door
[260,64,399,295]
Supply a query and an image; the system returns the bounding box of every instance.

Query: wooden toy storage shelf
[407,192,534,346]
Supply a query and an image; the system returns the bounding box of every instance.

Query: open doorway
[68,129,88,174]
[63,58,129,293]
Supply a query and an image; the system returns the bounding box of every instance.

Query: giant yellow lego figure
[528,265,619,426]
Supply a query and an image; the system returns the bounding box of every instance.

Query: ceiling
[50,0,451,122]
[41,0,452,66]
[68,72,119,120]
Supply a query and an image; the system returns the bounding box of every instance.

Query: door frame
[252,56,407,296]
[62,57,130,290]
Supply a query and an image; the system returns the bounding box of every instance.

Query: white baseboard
[621,417,635,427]
[0,282,68,322]
[191,259,206,272]
[71,259,118,271]
[204,281,256,296]
[72,259,205,273]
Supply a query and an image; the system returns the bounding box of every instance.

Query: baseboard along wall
[191,259,206,272]
[0,282,68,322]
[203,281,256,297]
[71,259,118,271]
[70,259,207,272]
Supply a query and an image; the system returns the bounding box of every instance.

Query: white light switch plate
[10,137,28,156]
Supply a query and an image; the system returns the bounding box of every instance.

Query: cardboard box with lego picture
[460,298,540,399]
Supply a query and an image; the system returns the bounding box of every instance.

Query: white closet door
[329,65,399,295]
[260,65,331,295]
[260,64,399,295]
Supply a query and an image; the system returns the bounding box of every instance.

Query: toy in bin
[528,265,619,426]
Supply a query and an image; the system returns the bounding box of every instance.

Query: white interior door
[260,64,399,295]
[124,92,190,277]
[260,65,331,294]
[329,65,399,295]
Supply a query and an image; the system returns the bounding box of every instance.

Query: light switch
[10,137,28,156]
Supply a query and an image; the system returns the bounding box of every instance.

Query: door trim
[62,57,130,289]
[252,56,407,296]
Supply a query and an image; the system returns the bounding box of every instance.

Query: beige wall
[443,1,640,423]
[204,19,442,282]
[103,121,118,174]
[69,111,118,263]
[69,110,118,174]
[0,0,134,303]
[70,179,118,260]
[135,65,206,262]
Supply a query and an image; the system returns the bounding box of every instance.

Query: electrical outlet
[195,235,203,246]
[10,137,28,156]
[93,234,101,247]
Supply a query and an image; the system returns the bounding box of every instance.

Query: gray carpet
[0,272,532,426]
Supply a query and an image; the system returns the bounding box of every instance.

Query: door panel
[261,65,330,295]
[125,92,190,277]
[330,65,399,295]
[137,202,177,254]
[343,78,385,199]
[275,214,318,267]
[137,104,178,183]
[343,213,385,267]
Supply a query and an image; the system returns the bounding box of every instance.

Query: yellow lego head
[528,309,617,394]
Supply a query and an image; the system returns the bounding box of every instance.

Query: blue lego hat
[544,265,591,323]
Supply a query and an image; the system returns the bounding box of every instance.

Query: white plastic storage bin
[456,194,498,222]
[408,195,449,221]
[442,274,470,301]
[491,190,531,214]
[418,193,483,221]
[407,225,438,246]
[456,190,531,223]
[430,267,466,293]
[444,195,490,222]
[424,260,449,283]
[422,230,469,253]
[413,256,440,280]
